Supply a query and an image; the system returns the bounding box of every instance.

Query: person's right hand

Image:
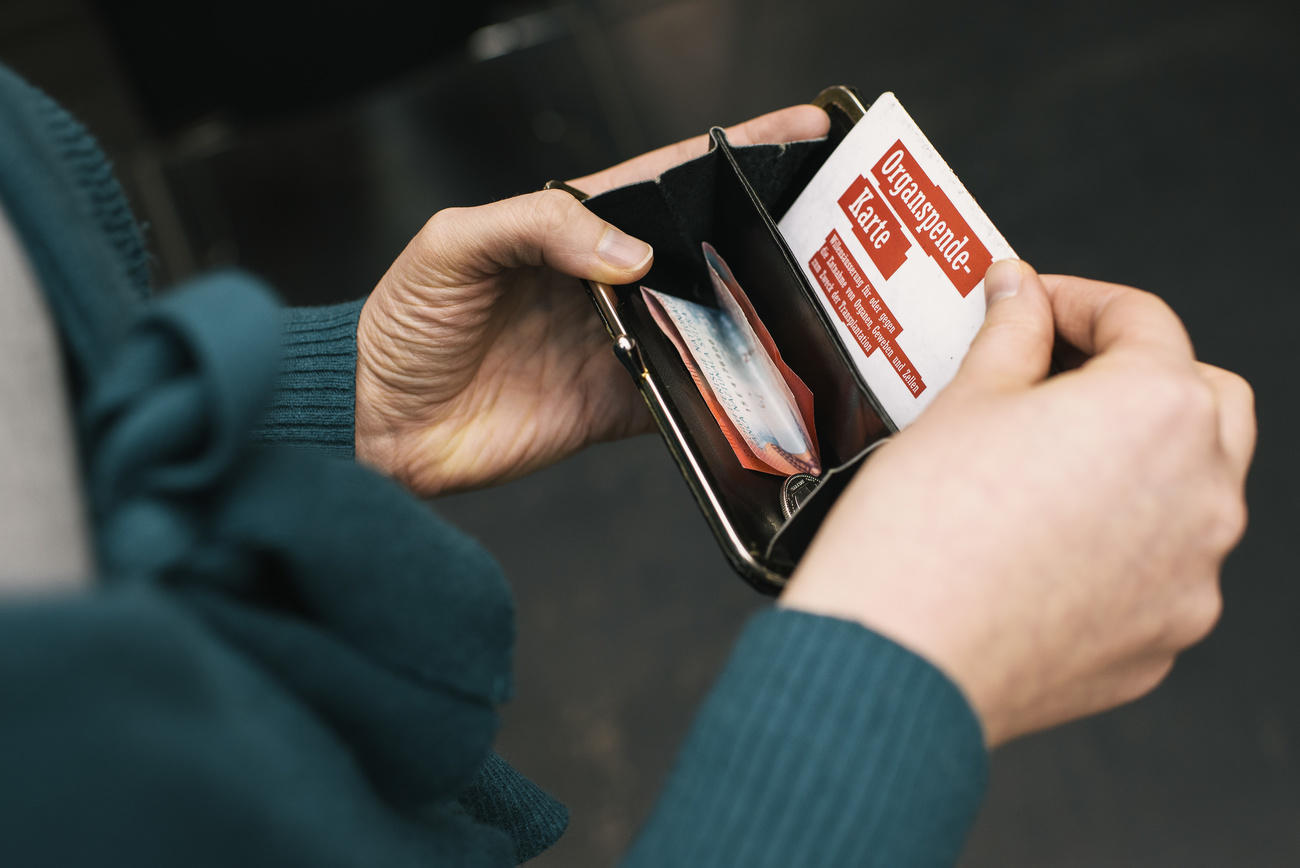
[779,260,1255,747]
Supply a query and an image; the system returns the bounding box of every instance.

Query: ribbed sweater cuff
[623,608,988,867]
[257,300,364,456]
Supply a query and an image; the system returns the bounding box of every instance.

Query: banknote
[641,244,821,478]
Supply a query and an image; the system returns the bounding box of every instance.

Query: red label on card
[871,140,990,297]
[836,175,910,279]
[809,230,926,397]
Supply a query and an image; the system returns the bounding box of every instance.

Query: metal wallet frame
[546,85,883,593]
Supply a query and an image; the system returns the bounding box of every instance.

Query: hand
[354,106,831,495]
[779,261,1255,747]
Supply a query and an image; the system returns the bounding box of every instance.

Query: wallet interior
[582,129,890,589]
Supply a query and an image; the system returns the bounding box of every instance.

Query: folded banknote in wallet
[641,91,1017,481]
[641,243,820,478]
[562,85,1026,586]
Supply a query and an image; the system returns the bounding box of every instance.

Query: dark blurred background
[4,0,1297,864]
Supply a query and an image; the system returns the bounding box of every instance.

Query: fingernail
[597,226,652,269]
[985,259,1024,304]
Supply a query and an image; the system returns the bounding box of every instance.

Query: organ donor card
[778,92,1016,429]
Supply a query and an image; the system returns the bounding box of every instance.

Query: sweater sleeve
[256,300,365,456]
[621,608,988,867]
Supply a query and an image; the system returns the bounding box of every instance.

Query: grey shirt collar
[0,202,92,594]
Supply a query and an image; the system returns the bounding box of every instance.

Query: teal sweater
[0,66,987,865]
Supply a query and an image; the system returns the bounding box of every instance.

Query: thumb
[421,189,653,285]
[951,259,1055,393]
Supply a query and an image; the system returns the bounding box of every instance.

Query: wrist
[353,297,407,480]
[353,297,471,497]
[353,395,400,478]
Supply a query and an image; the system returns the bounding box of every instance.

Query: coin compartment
[581,124,892,591]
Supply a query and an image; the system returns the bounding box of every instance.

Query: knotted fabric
[0,64,566,865]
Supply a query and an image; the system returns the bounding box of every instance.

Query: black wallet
[549,86,895,593]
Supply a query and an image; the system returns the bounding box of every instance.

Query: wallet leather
[561,87,893,592]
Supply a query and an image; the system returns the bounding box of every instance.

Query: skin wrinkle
[364,297,485,402]
[783,258,1252,744]
[343,100,1254,755]
[355,105,833,497]
[373,274,622,495]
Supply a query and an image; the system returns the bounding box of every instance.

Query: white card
[778,92,1016,429]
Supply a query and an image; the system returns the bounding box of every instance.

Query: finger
[422,189,653,285]
[570,105,831,195]
[1199,363,1257,479]
[950,260,1055,393]
[723,104,832,146]
[1040,274,1194,360]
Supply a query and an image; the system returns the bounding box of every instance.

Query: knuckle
[1142,290,1179,321]
[1110,285,1175,327]
[421,206,462,239]
[1181,585,1224,646]
[1125,658,1176,703]
[974,317,1022,348]
[1157,581,1224,650]
[1230,494,1249,540]
[1204,365,1256,422]
[1229,374,1258,432]
[411,207,482,282]
[1144,658,1176,693]
[1211,491,1249,548]
[1130,289,1186,334]
[1221,369,1254,405]
[1181,375,1218,423]
[1238,378,1257,415]
[1151,580,1224,651]
[984,312,1048,344]
[532,188,581,236]
[1149,367,1216,428]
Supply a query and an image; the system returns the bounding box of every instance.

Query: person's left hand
[354,106,830,495]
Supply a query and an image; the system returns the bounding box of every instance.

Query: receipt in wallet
[641,244,820,478]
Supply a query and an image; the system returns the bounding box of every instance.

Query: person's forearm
[256,300,365,455]
[621,608,987,867]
